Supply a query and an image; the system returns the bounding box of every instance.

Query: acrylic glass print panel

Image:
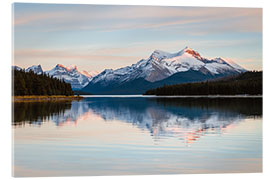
[12,3,262,177]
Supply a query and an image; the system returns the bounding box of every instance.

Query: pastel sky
[13,3,262,72]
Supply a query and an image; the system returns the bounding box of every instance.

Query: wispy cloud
[14,5,262,34]
[14,48,142,71]
[14,12,69,26]
[14,35,260,71]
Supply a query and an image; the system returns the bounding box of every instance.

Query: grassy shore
[12,95,83,102]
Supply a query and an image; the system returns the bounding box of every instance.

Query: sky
[13,3,262,72]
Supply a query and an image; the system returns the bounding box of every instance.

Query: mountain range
[13,47,246,94]
[12,64,97,90]
[82,47,246,94]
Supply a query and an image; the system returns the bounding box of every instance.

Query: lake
[12,96,262,177]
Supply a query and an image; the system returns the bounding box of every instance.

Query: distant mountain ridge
[45,64,92,90]
[13,64,97,90]
[12,65,22,71]
[13,46,247,94]
[26,65,43,75]
[82,47,246,94]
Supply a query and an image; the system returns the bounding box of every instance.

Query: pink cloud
[13,6,262,33]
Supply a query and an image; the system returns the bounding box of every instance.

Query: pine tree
[12,69,74,96]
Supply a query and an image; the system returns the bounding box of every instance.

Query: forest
[144,71,262,96]
[13,69,74,96]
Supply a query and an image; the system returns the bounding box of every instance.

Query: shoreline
[12,95,83,102]
[81,95,262,98]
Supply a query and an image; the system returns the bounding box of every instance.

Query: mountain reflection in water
[13,97,262,144]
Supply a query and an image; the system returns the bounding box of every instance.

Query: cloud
[14,48,140,60]
[13,5,262,34]
[14,48,142,71]
[14,12,69,26]
[14,35,261,72]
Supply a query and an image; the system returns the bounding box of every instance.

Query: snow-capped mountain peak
[66,64,78,71]
[55,64,66,68]
[14,63,98,90]
[54,64,79,73]
[182,47,202,60]
[150,49,178,61]
[45,64,92,90]
[14,64,94,90]
[150,47,203,62]
[86,46,247,89]
[25,64,43,75]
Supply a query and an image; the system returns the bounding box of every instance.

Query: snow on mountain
[89,46,246,86]
[13,46,247,92]
[13,64,93,90]
[45,64,91,90]
[12,65,22,71]
[25,65,43,75]
[148,47,246,79]
[66,64,78,71]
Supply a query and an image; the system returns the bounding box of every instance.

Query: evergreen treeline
[144,71,262,95]
[13,69,74,96]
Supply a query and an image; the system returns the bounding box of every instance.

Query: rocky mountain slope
[82,47,246,94]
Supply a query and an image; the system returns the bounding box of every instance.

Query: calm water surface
[12,96,262,177]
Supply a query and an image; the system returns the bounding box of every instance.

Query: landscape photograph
[12,3,262,177]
